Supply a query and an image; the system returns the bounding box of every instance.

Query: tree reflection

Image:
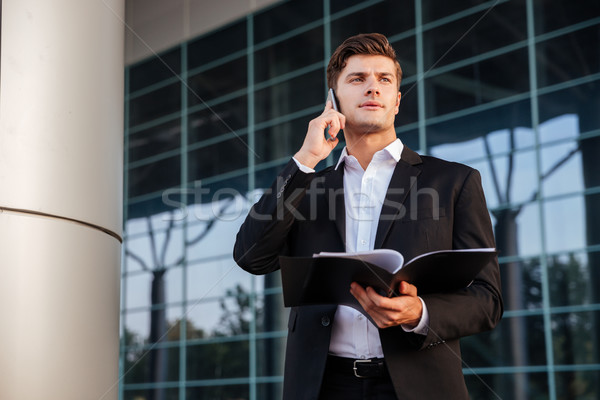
[124,199,234,400]
[123,284,259,400]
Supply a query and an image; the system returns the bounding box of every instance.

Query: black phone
[328,88,340,112]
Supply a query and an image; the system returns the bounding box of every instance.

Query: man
[234,33,503,400]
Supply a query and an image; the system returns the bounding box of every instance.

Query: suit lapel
[324,162,346,248]
[374,147,423,249]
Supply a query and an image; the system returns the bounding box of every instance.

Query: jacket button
[321,316,330,327]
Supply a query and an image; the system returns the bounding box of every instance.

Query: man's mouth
[359,101,383,109]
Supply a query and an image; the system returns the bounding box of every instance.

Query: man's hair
[327,33,402,90]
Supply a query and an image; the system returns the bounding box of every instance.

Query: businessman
[234,33,503,400]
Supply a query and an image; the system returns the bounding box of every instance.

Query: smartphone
[328,88,340,112]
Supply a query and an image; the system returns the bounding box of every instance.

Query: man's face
[335,54,401,135]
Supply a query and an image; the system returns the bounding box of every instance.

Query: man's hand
[294,100,345,169]
[350,281,423,329]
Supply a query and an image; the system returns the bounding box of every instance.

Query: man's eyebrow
[344,71,395,79]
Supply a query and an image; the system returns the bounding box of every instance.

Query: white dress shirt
[293,138,429,360]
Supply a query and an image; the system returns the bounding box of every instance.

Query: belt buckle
[353,359,373,378]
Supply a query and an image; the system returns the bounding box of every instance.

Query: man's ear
[395,92,401,114]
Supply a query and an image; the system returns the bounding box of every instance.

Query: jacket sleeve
[418,168,504,349]
[233,159,314,275]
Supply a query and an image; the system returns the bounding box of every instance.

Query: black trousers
[318,356,398,400]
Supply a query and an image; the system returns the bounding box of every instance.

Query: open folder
[279,248,497,311]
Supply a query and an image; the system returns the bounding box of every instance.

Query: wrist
[293,150,321,169]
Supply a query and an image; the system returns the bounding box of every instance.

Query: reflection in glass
[128,155,181,199]
[555,370,600,400]
[254,115,307,163]
[188,138,248,181]
[187,340,250,379]
[187,56,247,103]
[552,310,600,366]
[536,25,600,89]
[129,47,180,93]
[254,28,323,83]
[425,49,529,119]
[253,0,322,43]
[188,95,248,142]
[186,385,249,400]
[188,19,246,68]
[129,119,181,163]
[548,252,591,307]
[422,0,526,69]
[254,69,324,124]
[544,195,586,253]
[129,83,181,126]
[465,372,548,400]
[330,1,415,46]
[541,141,583,197]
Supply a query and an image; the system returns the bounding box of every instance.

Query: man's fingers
[398,281,417,297]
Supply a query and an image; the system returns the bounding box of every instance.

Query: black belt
[326,355,388,378]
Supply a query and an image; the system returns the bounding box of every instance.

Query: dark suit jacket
[234,146,503,400]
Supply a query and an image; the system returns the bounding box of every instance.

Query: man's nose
[365,80,380,96]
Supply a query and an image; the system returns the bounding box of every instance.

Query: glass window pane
[188,95,248,143]
[256,337,286,377]
[188,56,247,104]
[128,155,181,199]
[188,19,247,68]
[536,25,600,89]
[422,0,495,24]
[254,69,324,124]
[187,340,250,379]
[257,383,284,400]
[552,310,600,365]
[186,259,255,301]
[538,85,596,130]
[129,83,181,127]
[544,195,586,253]
[488,201,541,258]
[423,0,526,69]
[465,372,549,400]
[541,140,583,197]
[555,370,600,400]
[186,385,249,399]
[256,291,288,334]
[548,252,592,307]
[255,28,323,84]
[254,115,307,163]
[427,99,531,150]
[534,0,600,34]
[129,120,181,163]
[397,72,419,125]
[253,1,322,43]
[330,1,415,45]
[499,257,543,311]
[188,138,248,180]
[462,314,547,367]
[129,48,180,93]
[425,49,529,119]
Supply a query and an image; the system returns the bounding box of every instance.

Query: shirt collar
[335,138,404,170]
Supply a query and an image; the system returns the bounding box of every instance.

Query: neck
[344,128,397,170]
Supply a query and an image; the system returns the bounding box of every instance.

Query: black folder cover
[279,248,497,309]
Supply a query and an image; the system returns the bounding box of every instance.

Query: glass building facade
[120,1,600,399]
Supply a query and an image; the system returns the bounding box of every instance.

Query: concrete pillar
[0,1,124,399]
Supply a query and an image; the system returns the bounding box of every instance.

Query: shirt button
[321,316,330,327]
[361,239,367,245]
